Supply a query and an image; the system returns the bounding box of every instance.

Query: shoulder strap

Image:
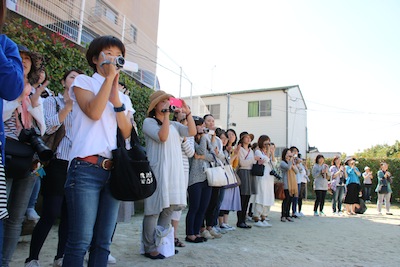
[54,97,60,112]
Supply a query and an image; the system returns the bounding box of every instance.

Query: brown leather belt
[77,155,113,171]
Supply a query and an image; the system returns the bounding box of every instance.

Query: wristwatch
[113,103,126,112]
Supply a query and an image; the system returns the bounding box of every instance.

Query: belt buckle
[101,158,112,170]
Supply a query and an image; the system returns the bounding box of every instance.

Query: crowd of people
[0,2,395,265]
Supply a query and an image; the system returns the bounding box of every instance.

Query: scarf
[287,168,298,197]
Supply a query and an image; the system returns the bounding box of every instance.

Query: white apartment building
[184,85,308,156]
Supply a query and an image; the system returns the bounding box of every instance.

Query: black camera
[19,128,53,161]
[270,169,282,180]
[114,56,125,69]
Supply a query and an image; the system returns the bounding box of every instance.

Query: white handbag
[205,154,229,187]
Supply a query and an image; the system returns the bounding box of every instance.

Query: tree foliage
[355,140,400,159]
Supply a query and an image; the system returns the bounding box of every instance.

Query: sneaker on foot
[201,229,214,239]
[319,211,326,216]
[338,212,343,216]
[253,221,266,227]
[26,208,40,221]
[108,254,116,264]
[262,221,272,227]
[209,228,222,238]
[386,212,393,215]
[314,211,319,216]
[25,260,41,267]
[299,212,305,217]
[215,226,227,234]
[53,258,63,267]
[220,223,235,231]
[294,212,301,217]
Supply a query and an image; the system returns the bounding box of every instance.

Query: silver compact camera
[114,56,125,69]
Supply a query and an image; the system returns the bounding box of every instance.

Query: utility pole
[226,93,230,130]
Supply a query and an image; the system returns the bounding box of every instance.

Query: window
[248,100,271,117]
[96,0,118,24]
[206,104,220,119]
[130,25,137,43]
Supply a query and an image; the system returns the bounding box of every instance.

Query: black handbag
[251,162,265,176]
[378,179,388,194]
[110,127,157,201]
[5,138,34,178]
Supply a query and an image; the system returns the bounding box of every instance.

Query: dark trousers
[314,190,327,212]
[281,190,292,218]
[204,187,223,227]
[28,195,68,261]
[237,195,251,224]
[186,181,212,235]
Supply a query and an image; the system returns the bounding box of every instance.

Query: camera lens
[115,56,125,69]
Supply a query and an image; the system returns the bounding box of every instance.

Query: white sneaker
[338,211,343,216]
[294,212,301,217]
[108,254,116,264]
[262,217,270,221]
[299,212,305,217]
[26,208,40,221]
[215,226,227,234]
[53,258,63,267]
[25,260,41,267]
[253,221,266,227]
[262,221,272,227]
[220,223,235,231]
[246,215,253,222]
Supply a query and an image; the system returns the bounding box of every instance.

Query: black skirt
[344,183,360,204]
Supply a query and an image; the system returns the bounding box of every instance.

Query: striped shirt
[43,95,72,161]
[0,153,8,219]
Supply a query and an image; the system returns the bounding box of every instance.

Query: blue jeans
[186,180,212,236]
[291,183,301,214]
[63,159,120,267]
[2,174,37,267]
[0,219,3,264]
[332,186,345,212]
[28,177,41,209]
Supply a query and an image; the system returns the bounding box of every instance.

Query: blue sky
[156,0,400,155]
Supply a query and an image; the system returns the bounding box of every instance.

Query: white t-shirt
[68,73,134,160]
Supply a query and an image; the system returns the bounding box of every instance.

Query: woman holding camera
[312,154,330,216]
[252,135,274,227]
[142,91,195,259]
[185,116,214,242]
[25,69,83,267]
[376,162,393,215]
[63,36,134,266]
[343,157,361,215]
[2,45,46,267]
[330,156,347,215]
[280,148,298,222]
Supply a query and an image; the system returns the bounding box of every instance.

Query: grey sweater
[188,134,216,187]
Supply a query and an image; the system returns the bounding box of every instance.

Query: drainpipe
[284,89,288,147]
[77,0,86,45]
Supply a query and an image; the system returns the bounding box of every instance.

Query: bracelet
[186,112,192,117]
[113,103,126,112]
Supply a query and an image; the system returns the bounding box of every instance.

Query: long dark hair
[226,128,237,146]
[281,148,290,163]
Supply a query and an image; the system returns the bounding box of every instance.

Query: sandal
[175,238,186,247]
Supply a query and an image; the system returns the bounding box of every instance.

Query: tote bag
[205,154,229,187]
[110,127,157,201]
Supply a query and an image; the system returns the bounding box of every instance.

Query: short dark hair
[203,114,213,120]
[257,135,270,150]
[289,146,299,153]
[86,35,125,72]
[315,154,325,164]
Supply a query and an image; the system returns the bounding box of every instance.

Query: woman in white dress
[142,91,196,259]
[252,135,275,227]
